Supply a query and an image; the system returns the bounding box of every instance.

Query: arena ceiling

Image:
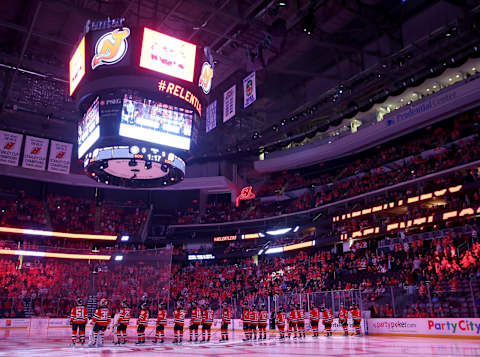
[0,0,478,161]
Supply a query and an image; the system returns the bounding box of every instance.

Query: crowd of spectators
[0,190,48,228]
[174,109,480,224]
[1,227,478,319]
[0,191,148,237]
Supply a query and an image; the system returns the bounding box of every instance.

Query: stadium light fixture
[265,247,284,254]
[293,226,300,233]
[120,235,130,241]
[0,227,117,241]
[266,228,292,236]
[258,249,264,255]
[0,248,111,260]
[114,255,124,261]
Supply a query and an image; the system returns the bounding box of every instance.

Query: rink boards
[2,317,480,338]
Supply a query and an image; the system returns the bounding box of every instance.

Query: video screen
[78,97,100,158]
[139,27,196,83]
[69,37,85,96]
[119,95,193,150]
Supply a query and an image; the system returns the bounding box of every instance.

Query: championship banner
[47,140,73,174]
[243,72,256,108]
[223,85,236,122]
[0,130,23,167]
[22,136,49,171]
[206,100,217,133]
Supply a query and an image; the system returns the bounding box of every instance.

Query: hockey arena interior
[1,0,480,356]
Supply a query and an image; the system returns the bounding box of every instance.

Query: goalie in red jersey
[70,297,87,346]
[90,298,111,347]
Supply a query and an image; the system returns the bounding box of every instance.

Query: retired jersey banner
[22,136,49,171]
[223,85,236,122]
[243,72,256,108]
[0,130,23,167]
[206,100,217,133]
[47,140,73,174]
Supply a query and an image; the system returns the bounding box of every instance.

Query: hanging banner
[22,136,49,171]
[223,85,236,122]
[206,100,217,133]
[47,140,73,174]
[243,72,256,108]
[0,130,23,167]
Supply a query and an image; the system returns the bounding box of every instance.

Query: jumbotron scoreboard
[69,18,214,187]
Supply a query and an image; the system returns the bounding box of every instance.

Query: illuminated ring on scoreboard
[83,145,185,188]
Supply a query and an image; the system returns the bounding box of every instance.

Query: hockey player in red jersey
[189,301,202,342]
[276,307,286,339]
[220,302,231,342]
[297,304,306,338]
[153,303,167,344]
[258,303,268,340]
[350,303,362,336]
[249,304,259,340]
[242,302,251,341]
[70,297,87,345]
[287,304,297,339]
[310,304,320,337]
[338,303,349,336]
[173,302,185,344]
[115,300,131,344]
[201,302,214,342]
[321,306,333,337]
[90,298,111,347]
[136,303,149,344]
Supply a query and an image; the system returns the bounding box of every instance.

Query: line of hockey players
[243,302,362,341]
[69,297,361,347]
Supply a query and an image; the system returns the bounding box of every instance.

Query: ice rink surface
[0,329,479,357]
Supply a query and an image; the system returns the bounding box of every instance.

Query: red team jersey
[338,308,348,322]
[310,308,320,322]
[202,309,214,325]
[298,309,305,323]
[191,307,202,324]
[174,309,185,326]
[351,308,361,321]
[249,310,259,325]
[138,309,149,325]
[221,309,231,324]
[92,307,111,326]
[287,310,296,323]
[259,311,268,325]
[276,312,286,326]
[118,307,131,325]
[157,309,167,326]
[242,309,250,323]
[322,309,333,323]
[70,306,88,324]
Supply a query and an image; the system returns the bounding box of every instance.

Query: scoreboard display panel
[119,94,193,150]
[77,96,100,158]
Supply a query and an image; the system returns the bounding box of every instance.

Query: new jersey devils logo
[199,62,213,94]
[91,28,130,69]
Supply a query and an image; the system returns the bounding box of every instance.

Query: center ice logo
[91,28,130,69]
